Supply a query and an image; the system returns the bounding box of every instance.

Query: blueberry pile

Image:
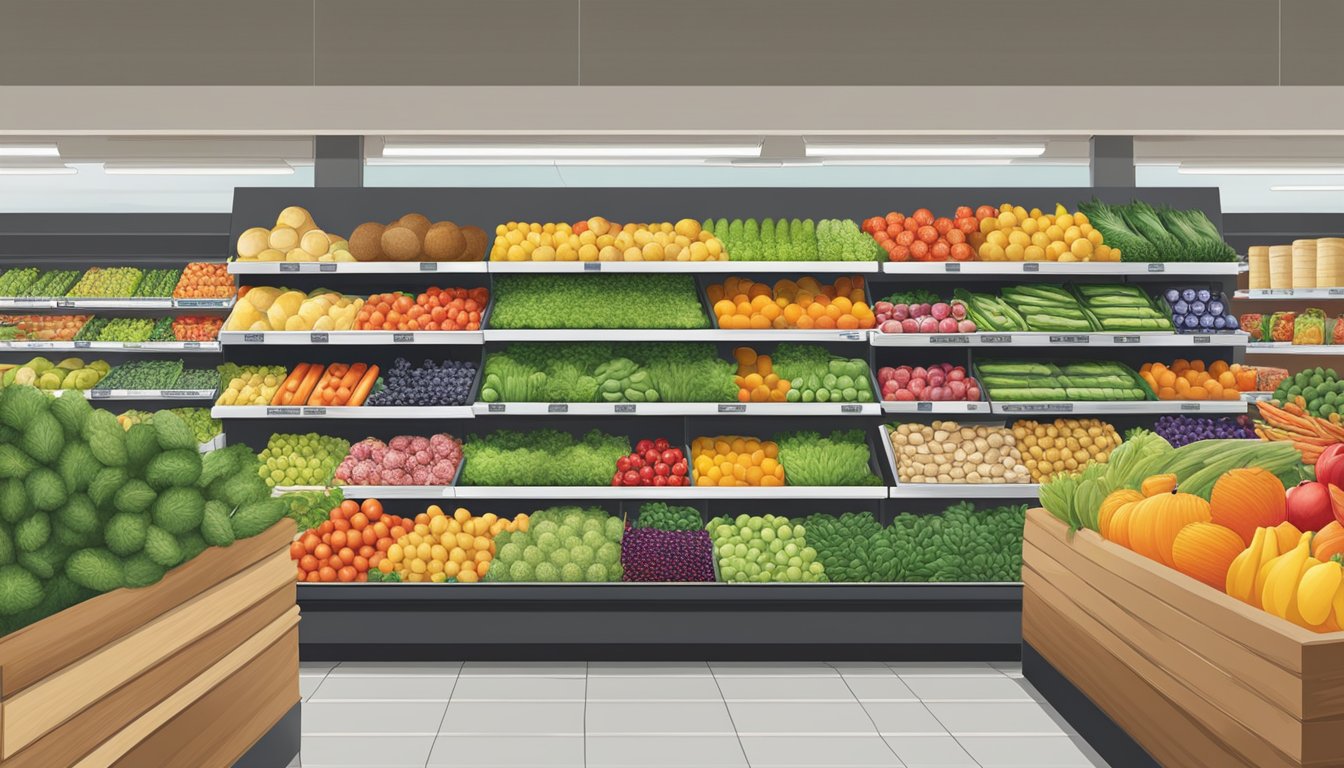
[1153,414,1257,448]
[366,358,477,407]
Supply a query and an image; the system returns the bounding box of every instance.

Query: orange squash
[1127,487,1212,566]
[1209,467,1288,546]
[1108,499,1141,548]
[1172,522,1246,589]
[1099,489,1144,540]
[1313,521,1344,562]
[1141,473,1178,497]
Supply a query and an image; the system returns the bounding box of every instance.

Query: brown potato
[381,225,421,261]
[397,213,432,241]
[459,226,489,261]
[423,221,467,261]
[348,222,386,261]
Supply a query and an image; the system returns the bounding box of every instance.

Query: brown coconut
[397,213,432,241]
[424,221,467,261]
[348,222,386,261]
[459,226,489,261]
[381,225,422,261]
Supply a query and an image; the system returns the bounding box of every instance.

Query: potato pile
[1011,418,1121,482]
[348,213,488,262]
[889,421,1030,484]
[235,206,354,263]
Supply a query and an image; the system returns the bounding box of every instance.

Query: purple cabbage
[620,528,715,582]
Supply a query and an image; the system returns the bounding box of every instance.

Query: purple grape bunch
[366,357,477,407]
[620,527,715,582]
[1152,414,1256,448]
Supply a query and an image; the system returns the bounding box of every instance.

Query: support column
[314,136,364,187]
[1089,136,1135,187]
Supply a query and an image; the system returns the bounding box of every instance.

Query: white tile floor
[291,661,1109,768]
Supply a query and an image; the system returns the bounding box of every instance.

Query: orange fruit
[761,302,782,321]
[713,299,735,317]
[706,284,725,303]
[782,304,803,323]
[806,303,825,319]
[795,315,814,329]
[1158,386,1177,400]
[749,315,771,329]
[1189,360,1206,373]
[734,347,757,365]
[1189,386,1208,399]
[750,294,772,312]
[736,301,754,316]
[824,304,842,320]
[832,296,853,314]
[836,314,860,330]
[814,316,836,329]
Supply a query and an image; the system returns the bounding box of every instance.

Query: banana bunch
[1228,525,1344,632]
[594,358,659,403]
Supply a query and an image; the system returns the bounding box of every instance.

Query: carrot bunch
[272,362,380,407]
[172,262,236,299]
[1255,398,1344,463]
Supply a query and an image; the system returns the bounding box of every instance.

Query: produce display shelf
[870,332,1247,348]
[879,400,990,414]
[452,485,888,500]
[212,405,476,419]
[0,340,221,353]
[0,298,235,310]
[76,388,217,400]
[1235,288,1344,300]
[487,260,880,274]
[272,485,454,500]
[218,330,484,346]
[1247,343,1344,355]
[471,401,881,416]
[227,261,488,275]
[889,483,1041,499]
[988,400,1248,415]
[482,328,868,343]
[880,262,1240,276]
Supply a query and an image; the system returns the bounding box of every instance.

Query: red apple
[1287,480,1336,532]
[1317,443,1344,489]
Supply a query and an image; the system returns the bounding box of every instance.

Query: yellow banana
[1226,528,1266,603]
[1252,531,1283,605]
[1264,533,1313,618]
[1297,560,1342,627]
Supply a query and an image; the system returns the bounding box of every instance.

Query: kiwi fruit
[423,221,467,261]
[381,226,421,261]
[459,226,489,261]
[348,222,386,261]
[397,213,432,241]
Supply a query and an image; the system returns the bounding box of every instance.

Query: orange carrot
[348,365,380,406]
[339,363,367,391]
[273,364,310,405]
[292,364,324,406]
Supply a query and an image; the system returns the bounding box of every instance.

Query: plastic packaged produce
[215,363,287,406]
[708,514,824,583]
[878,364,980,403]
[1256,366,1290,392]
[708,275,874,331]
[382,506,525,583]
[1139,359,1252,401]
[1011,418,1121,482]
[487,506,622,583]
[1161,287,1238,333]
[173,262,235,299]
[635,502,703,532]
[621,528,715,582]
[612,438,688,487]
[492,274,708,330]
[335,434,463,487]
[461,429,629,487]
[692,435,783,487]
[1269,312,1296,343]
[889,421,1030,485]
[355,286,487,332]
[493,217,725,262]
[1294,308,1327,345]
[0,356,108,391]
[1153,415,1257,448]
[291,499,409,582]
[258,432,351,487]
[1240,313,1265,341]
[366,358,477,407]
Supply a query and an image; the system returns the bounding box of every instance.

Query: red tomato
[955,206,974,219]
[909,240,931,260]
[661,449,680,465]
[612,473,623,486]
[672,461,688,476]
[290,541,306,559]
[976,205,997,220]
[654,462,670,476]
[639,466,655,481]
[299,554,318,571]
[951,243,974,261]
[885,212,905,228]
[933,217,954,235]
[349,512,369,530]
[339,500,359,515]
[319,566,337,582]
[873,230,891,243]
[666,475,682,486]
[338,566,358,582]
[912,208,935,226]
[616,456,631,472]
[330,530,347,549]
[643,449,660,465]
[862,216,885,233]
[361,498,383,520]
[623,470,640,485]
[956,217,979,234]
[653,475,668,486]
[314,543,332,560]
[654,437,670,451]
[916,226,939,244]
[895,230,916,247]
[636,439,654,453]
[945,229,966,245]
[904,218,920,232]
[931,241,952,261]
[889,244,910,262]
[629,454,644,468]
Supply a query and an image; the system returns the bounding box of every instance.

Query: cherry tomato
[653,475,668,486]
[616,456,631,472]
[654,437,670,451]
[672,461,688,476]
[612,473,624,486]
[862,217,883,233]
[319,566,337,582]
[623,470,640,485]
[660,449,680,465]
[955,206,974,219]
[361,498,383,520]
[885,212,906,228]
[643,449,660,464]
[638,466,655,481]
[654,462,670,476]
[340,499,359,515]
[873,230,891,243]
[349,512,369,530]
[636,439,654,453]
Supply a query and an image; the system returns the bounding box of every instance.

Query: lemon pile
[972,204,1120,262]
[490,217,726,262]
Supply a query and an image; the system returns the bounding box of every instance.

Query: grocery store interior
[6,6,1344,766]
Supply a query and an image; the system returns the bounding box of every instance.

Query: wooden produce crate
[0,520,298,767]
[1022,508,1344,768]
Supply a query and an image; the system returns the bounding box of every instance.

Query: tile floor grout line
[708,663,753,767]
[425,664,463,768]
[826,661,908,766]
[903,685,985,768]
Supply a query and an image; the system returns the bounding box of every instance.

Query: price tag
[123,342,141,349]
[12,297,45,303]
[614,404,636,414]
[393,333,414,343]
[176,298,223,308]
[1330,288,1344,297]
[266,406,301,417]
[74,340,91,349]
[1180,403,1200,411]
[547,403,569,413]
[319,263,337,273]
[487,403,506,413]
[1114,335,1140,344]
[839,331,864,341]
[182,341,201,349]
[944,263,960,273]
[242,333,265,343]
[1003,403,1073,413]
[419,262,437,272]
[89,390,111,399]
[1023,262,1040,272]
[54,299,74,308]
[840,404,862,414]
[162,390,196,398]
[303,407,327,416]
[279,263,300,273]
[718,404,746,414]
[1146,263,1166,273]
[583,262,602,272]
[916,402,933,412]
[981,334,1012,344]
[930,335,969,344]
[1049,335,1091,344]
[310,332,329,344]
[967,402,985,411]
[1192,335,1211,344]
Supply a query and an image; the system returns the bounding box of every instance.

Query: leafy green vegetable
[490,274,709,330]
[776,430,881,486]
[636,502,702,532]
[461,429,630,486]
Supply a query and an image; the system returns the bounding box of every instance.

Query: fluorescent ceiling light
[804,142,1046,158]
[0,164,76,175]
[102,160,294,175]
[1271,185,1344,192]
[0,144,60,158]
[1178,164,1344,175]
[381,142,762,159]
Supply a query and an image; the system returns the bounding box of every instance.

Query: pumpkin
[1209,467,1288,546]
[1273,520,1304,552]
[1108,499,1141,548]
[1127,487,1212,566]
[1172,522,1246,589]
[1141,473,1178,497]
[1098,489,1144,540]
[1313,521,1344,562]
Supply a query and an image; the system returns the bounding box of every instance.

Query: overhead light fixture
[1271,185,1344,192]
[804,142,1046,158]
[1178,164,1344,175]
[380,142,762,159]
[102,160,294,175]
[0,144,60,158]
[0,163,76,175]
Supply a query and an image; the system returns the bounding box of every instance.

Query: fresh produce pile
[612,438,688,487]
[171,316,222,341]
[89,318,157,343]
[1254,399,1344,463]
[492,217,725,263]
[770,344,875,403]
[1011,418,1120,482]
[878,364,981,403]
[705,217,878,261]
[291,499,408,582]
[691,435,784,487]
[731,347,791,403]
[959,284,1172,333]
[888,421,1030,485]
[172,262,235,299]
[873,289,976,335]
[1074,284,1174,332]
[235,206,353,263]
[0,357,107,391]
[461,429,630,486]
[65,268,144,298]
[272,363,381,407]
[15,270,79,298]
[708,275,874,331]
[492,274,708,329]
[226,287,361,332]
[776,430,881,486]
[354,213,486,262]
[215,364,287,406]
[1160,287,1238,333]
[635,502,703,531]
[366,358,477,407]
[1138,359,1250,401]
[1078,200,1236,263]
[0,314,89,341]
[621,527,715,582]
[708,514,824,583]
[1270,366,1344,419]
[381,506,525,583]
[974,204,1118,263]
[488,506,623,583]
[1154,415,1256,448]
[132,269,180,298]
[169,368,218,392]
[0,393,285,633]
[354,286,487,332]
[157,407,221,444]
[0,269,38,296]
[800,511,893,582]
[257,432,351,488]
[335,434,463,487]
[978,361,1148,401]
[480,342,735,403]
[92,360,183,391]
[278,487,346,532]
[863,208,975,263]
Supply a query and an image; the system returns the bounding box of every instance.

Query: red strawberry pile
[613,438,689,487]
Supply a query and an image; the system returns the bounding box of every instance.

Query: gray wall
[1,0,1340,86]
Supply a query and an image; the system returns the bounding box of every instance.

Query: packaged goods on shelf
[1267,311,1295,342]
[488,506,621,583]
[1138,359,1252,401]
[0,314,89,341]
[877,364,981,403]
[491,274,707,330]
[258,432,350,488]
[334,434,463,487]
[1293,308,1327,345]
[480,342,734,403]
[173,262,235,299]
[1255,366,1290,392]
[708,513,824,583]
[493,217,725,262]
[1,356,108,390]
[1011,418,1120,482]
[887,421,1031,485]
[978,361,1149,401]
[1240,313,1265,341]
[707,275,874,330]
[460,429,630,486]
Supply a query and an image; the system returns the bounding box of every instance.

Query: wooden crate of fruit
[1022,508,1344,768]
[0,519,297,767]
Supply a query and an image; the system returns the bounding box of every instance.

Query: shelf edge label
[944,263,960,272]
[242,333,265,343]
[1114,335,1140,344]
[929,335,970,344]
[547,403,569,413]
[1147,263,1165,272]
[1022,263,1040,272]
[1180,403,1200,411]
[1192,335,1211,344]
[840,404,862,414]
[266,406,301,416]
[303,407,326,416]
[614,404,636,413]
[279,263,300,273]
[419,262,437,272]
[583,262,601,271]
[318,263,337,272]
[182,341,201,349]
[1002,403,1073,413]
[980,334,1012,344]
[916,402,933,412]
[310,332,329,344]
[1049,335,1090,344]
[73,341,90,349]
[487,403,506,413]
[718,404,746,413]
[89,390,111,399]
[393,333,414,343]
